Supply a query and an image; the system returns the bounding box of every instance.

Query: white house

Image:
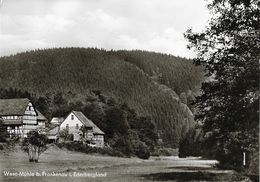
[59,111,105,147]
[0,98,47,138]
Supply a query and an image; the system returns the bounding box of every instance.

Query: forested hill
[0,48,204,147]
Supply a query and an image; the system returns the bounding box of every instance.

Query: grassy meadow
[1,144,252,182]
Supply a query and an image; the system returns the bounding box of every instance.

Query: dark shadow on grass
[141,171,225,181]
[167,166,214,171]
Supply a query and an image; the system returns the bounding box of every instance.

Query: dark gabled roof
[36,109,47,121]
[0,98,30,116]
[46,126,59,135]
[72,111,92,127]
[72,111,105,135]
[92,126,105,135]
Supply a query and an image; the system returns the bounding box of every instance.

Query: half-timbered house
[0,98,47,138]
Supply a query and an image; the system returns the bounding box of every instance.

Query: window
[66,124,69,130]
[76,123,79,129]
[29,106,32,111]
[71,115,74,120]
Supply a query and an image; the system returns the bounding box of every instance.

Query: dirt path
[0,146,251,182]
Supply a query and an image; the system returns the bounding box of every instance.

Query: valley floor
[0,145,253,182]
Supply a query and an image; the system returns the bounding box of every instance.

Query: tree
[53,92,67,106]
[129,116,158,151]
[185,0,259,169]
[22,131,48,162]
[104,106,130,138]
[59,128,74,141]
[0,119,8,142]
[34,96,49,117]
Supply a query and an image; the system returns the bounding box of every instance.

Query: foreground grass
[0,145,255,182]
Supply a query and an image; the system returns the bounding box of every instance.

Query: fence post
[243,152,246,166]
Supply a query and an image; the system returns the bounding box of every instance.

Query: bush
[135,142,150,159]
[0,144,4,150]
[153,147,178,156]
[57,141,125,157]
[215,143,251,170]
[96,147,125,157]
[178,128,203,158]
[178,138,189,158]
[110,135,133,157]
[59,129,74,141]
[247,150,259,176]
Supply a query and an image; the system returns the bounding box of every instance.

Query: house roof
[36,109,47,121]
[50,117,64,124]
[92,126,105,135]
[2,119,22,125]
[47,126,59,135]
[72,111,105,135]
[0,98,31,116]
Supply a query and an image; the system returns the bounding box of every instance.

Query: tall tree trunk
[28,144,33,162]
[32,145,36,162]
[35,147,39,162]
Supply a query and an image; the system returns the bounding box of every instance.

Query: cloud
[0,0,209,58]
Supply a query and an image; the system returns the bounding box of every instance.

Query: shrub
[59,129,74,141]
[247,149,259,176]
[111,136,133,157]
[57,141,125,157]
[135,142,150,159]
[154,147,178,156]
[178,138,189,158]
[178,128,203,158]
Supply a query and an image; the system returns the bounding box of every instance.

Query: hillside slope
[0,48,203,147]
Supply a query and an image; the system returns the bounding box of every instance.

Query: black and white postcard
[0,0,259,181]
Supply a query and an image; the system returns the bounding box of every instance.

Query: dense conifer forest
[0,48,204,147]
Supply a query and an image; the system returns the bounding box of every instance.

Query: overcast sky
[0,0,209,58]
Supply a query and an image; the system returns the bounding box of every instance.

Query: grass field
[0,144,253,182]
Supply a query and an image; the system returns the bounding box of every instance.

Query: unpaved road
[0,145,251,182]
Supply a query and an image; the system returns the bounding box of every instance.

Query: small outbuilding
[50,117,64,126]
[46,126,60,143]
